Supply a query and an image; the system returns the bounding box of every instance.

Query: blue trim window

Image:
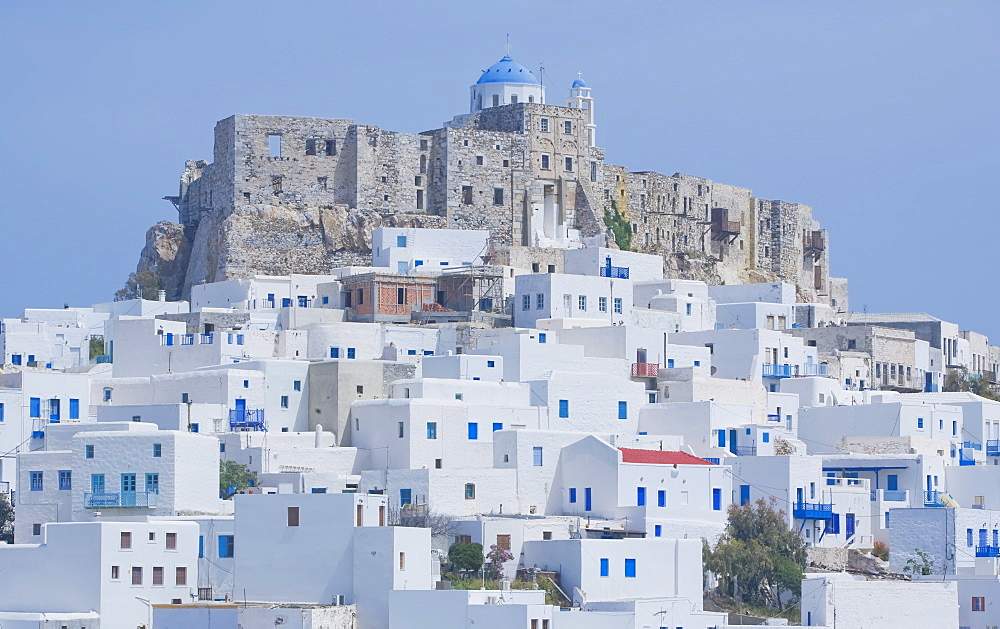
[198,536,204,558]
[69,399,79,420]
[585,487,592,511]
[658,489,666,507]
[293,380,301,392]
[533,446,543,466]
[487,360,495,368]
[153,443,162,457]
[654,524,662,537]
[600,558,609,577]
[85,444,94,459]
[558,400,569,418]
[613,298,623,314]
[536,294,545,309]
[219,535,234,558]
[624,558,636,577]
[618,401,627,419]
[763,432,770,443]
[30,471,43,491]
[667,359,675,368]
[538,332,546,344]
[493,422,503,432]
[146,473,159,494]
[121,473,137,492]
[522,294,530,311]
[347,348,356,359]
[10,354,21,366]
[330,347,340,358]
[426,422,437,439]
[917,417,924,429]
[29,397,40,418]
[569,488,577,503]
[599,296,607,312]
[397,235,407,247]
[407,349,416,356]
[712,488,722,511]
[968,528,974,547]
[0,403,3,422]
[58,470,71,490]
[400,488,412,506]
[637,486,646,506]
[468,422,478,440]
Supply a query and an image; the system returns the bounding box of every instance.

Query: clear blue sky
[2,2,998,335]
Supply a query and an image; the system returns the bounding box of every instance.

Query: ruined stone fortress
[142,54,847,311]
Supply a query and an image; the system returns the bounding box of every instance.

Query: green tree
[705,498,807,611]
[448,541,484,573]
[115,270,162,302]
[603,209,633,252]
[219,460,256,499]
[0,493,13,543]
[89,336,106,360]
[944,367,1000,401]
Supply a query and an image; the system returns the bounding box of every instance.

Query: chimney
[157,289,166,302]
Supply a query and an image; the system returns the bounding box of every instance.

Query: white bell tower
[566,73,596,147]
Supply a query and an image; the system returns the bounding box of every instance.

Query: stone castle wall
[141,104,846,309]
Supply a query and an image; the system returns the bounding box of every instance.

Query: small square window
[153,443,162,458]
[293,380,301,392]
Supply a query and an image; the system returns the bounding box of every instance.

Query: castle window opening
[564,157,573,172]
[305,139,317,155]
[463,139,469,147]
[476,156,484,166]
[271,176,283,194]
[267,134,281,157]
[493,187,504,206]
[564,120,572,133]
[540,118,549,132]
[503,159,509,167]
[325,139,337,155]
[462,186,473,205]
[318,177,328,190]
[420,139,428,151]
[416,190,424,210]
[419,155,426,173]
[541,154,550,169]
[414,176,421,186]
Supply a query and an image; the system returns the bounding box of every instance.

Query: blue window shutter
[0,403,4,422]
[968,528,974,547]
[618,401,627,419]
[538,333,546,344]
[468,423,478,440]
[637,487,646,506]
[658,490,666,507]
[558,400,569,418]
[29,397,40,418]
[624,558,636,577]
[585,487,592,511]
[69,399,79,420]
[330,347,339,358]
[762,432,770,443]
[347,348,356,359]
[599,558,609,577]
[654,524,662,537]
[199,536,204,558]
[569,488,577,503]
[712,488,722,511]
[740,485,750,506]
[493,423,503,432]
[717,430,726,447]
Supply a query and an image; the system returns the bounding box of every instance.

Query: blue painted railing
[766,414,781,422]
[977,545,1000,557]
[84,491,157,508]
[882,490,908,502]
[793,502,834,519]
[987,440,1000,456]
[963,441,983,451]
[703,457,720,465]
[762,364,793,378]
[924,490,945,507]
[960,449,976,466]
[229,409,266,431]
[600,265,629,279]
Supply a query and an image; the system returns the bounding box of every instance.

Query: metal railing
[734,445,757,457]
[793,502,834,519]
[798,363,829,377]
[987,440,1000,456]
[960,449,976,466]
[630,362,659,378]
[766,414,781,422]
[600,265,629,279]
[924,490,945,507]
[976,545,1000,558]
[84,491,157,508]
[703,457,720,465]
[229,409,266,431]
[963,441,983,451]
[762,364,793,378]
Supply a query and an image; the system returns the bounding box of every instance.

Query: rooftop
[618,447,715,465]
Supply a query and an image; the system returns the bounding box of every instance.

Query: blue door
[740,485,751,506]
[887,474,898,491]
[121,473,137,506]
[713,488,722,511]
[49,399,60,420]
[845,513,855,538]
[796,487,804,505]
[584,487,592,511]
[235,398,246,422]
[728,429,738,454]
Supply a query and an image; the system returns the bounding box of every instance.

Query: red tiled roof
[618,447,715,465]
